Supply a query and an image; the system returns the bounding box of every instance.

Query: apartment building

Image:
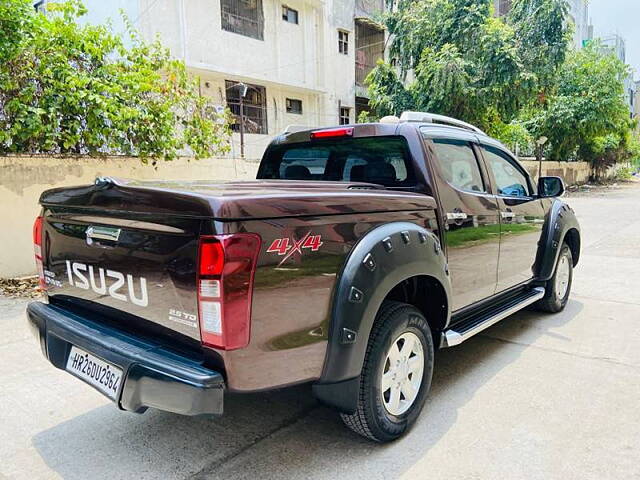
[599,34,636,118]
[72,0,386,159]
[565,0,591,50]
[493,0,592,50]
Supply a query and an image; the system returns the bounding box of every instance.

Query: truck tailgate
[40,211,203,344]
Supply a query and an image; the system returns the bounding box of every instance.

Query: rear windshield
[258,136,417,187]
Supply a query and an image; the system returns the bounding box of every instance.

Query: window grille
[221,0,264,41]
[355,20,384,87]
[226,80,268,135]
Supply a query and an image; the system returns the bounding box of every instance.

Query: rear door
[478,144,545,292]
[424,133,500,311]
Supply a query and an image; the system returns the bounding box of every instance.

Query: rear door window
[279,149,330,180]
[432,139,486,193]
[258,136,416,188]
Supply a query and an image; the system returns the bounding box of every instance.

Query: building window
[282,5,298,24]
[355,96,371,120]
[33,0,46,12]
[339,107,351,125]
[226,80,268,134]
[338,30,349,55]
[286,98,303,114]
[221,0,264,41]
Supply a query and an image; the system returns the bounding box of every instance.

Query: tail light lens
[33,216,46,290]
[197,234,261,350]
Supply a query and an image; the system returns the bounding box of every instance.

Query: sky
[588,0,640,80]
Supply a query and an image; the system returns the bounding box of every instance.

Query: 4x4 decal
[267,232,323,266]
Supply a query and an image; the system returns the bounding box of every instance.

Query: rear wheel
[340,301,434,442]
[535,242,573,313]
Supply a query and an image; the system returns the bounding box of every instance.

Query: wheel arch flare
[313,221,451,413]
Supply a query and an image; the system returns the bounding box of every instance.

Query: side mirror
[538,176,565,198]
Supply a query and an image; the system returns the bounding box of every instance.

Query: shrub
[0,0,230,161]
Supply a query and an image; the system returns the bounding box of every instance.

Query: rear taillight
[197,234,261,350]
[33,216,46,290]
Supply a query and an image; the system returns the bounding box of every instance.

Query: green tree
[506,0,570,94]
[524,43,632,174]
[365,0,571,133]
[0,0,230,161]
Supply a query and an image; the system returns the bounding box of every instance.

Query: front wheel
[340,301,434,442]
[535,242,574,313]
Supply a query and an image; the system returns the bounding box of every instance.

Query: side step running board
[441,287,545,347]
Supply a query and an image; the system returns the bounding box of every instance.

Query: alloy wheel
[381,332,424,416]
[555,252,571,299]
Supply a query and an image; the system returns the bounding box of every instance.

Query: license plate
[65,346,122,399]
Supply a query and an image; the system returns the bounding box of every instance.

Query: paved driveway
[1,183,639,479]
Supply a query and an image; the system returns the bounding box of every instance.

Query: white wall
[138,0,354,138]
[78,0,360,157]
[321,0,357,124]
[195,75,323,156]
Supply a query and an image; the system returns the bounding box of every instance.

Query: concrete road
[1,183,639,480]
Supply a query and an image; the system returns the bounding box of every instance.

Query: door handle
[501,211,516,220]
[446,212,468,221]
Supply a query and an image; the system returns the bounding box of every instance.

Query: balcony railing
[355,20,385,87]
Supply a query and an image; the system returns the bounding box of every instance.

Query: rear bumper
[27,301,224,416]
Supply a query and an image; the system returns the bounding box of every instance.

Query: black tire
[535,242,574,313]
[340,301,434,442]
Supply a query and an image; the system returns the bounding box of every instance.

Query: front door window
[482,146,531,198]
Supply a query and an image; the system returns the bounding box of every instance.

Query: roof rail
[399,111,485,135]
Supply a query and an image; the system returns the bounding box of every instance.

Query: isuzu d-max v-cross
[27,112,580,442]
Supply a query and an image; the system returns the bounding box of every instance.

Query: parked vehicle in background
[27,112,580,442]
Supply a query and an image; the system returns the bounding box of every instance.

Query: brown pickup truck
[27,112,580,442]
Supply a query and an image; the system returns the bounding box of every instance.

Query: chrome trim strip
[441,287,545,347]
[73,216,185,234]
